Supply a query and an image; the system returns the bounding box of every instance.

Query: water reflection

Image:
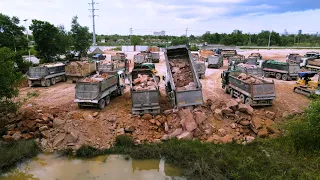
[0,154,185,180]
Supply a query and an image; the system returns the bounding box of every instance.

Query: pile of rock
[161,107,214,141]
[237,63,257,69]
[237,73,263,84]
[2,109,57,142]
[82,73,110,82]
[132,74,156,91]
[207,99,279,144]
[169,59,195,88]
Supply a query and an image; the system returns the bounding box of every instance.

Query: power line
[89,0,98,46]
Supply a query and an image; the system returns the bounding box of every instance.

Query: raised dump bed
[130,69,160,115]
[65,61,96,83]
[222,71,276,106]
[165,45,203,107]
[27,63,66,87]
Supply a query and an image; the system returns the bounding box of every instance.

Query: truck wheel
[263,72,269,78]
[78,103,83,109]
[61,75,67,82]
[45,79,51,87]
[230,89,235,98]
[117,87,124,96]
[28,80,33,87]
[240,94,246,103]
[51,78,56,85]
[225,86,230,94]
[276,73,282,80]
[105,95,110,106]
[98,99,106,110]
[245,98,251,105]
[201,74,205,79]
[282,74,288,81]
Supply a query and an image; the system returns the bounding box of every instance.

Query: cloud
[0,0,319,36]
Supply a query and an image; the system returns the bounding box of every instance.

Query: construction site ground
[18,49,311,149]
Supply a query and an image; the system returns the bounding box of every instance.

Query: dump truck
[151,52,160,63]
[222,71,276,106]
[74,71,126,109]
[208,55,223,68]
[300,55,320,71]
[98,55,128,76]
[221,49,237,58]
[27,63,66,87]
[65,61,97,83]
[164,45,203,108]
[262,60,300,81]
[130,68,160,115]
[228,55,246,69]
[199,50,215,62]
[286,53,302,64]
[194,60,206,79]
[248,53,262,60]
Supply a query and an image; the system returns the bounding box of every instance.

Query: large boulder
[141,114,153,121]
[179,109,197,132]
[177,131,193,140]
[258,128,269,138]
[169,128,183,138]
[226,99,238,111]
[41,130,51,139]
[265,111,276,120]
[218,128,227,137]
[221,135,233,144]
[53,133,66,147]
[194,111,207,125]
[238,104,254,115]
[12,131,22,141]
[53,118,66,128]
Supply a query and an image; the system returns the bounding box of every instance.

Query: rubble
[82,73,110,82]
[133,74,157,91]
[237,73,263,84]
[170,59,196,89]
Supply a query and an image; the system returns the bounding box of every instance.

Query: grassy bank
[0,140,40,173]
[74,100,320,180]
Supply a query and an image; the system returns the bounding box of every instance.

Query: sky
[1,0,320,36]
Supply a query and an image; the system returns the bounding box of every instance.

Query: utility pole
[129,27,133,45]
[185,28,188,37]
[268,31,272,50]
[23,19,31,62]
[89,0,98,46]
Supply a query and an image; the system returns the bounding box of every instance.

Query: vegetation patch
[0,140,40,173]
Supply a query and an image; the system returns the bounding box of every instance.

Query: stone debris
[82,72,110,82]
[169,59,196,89]
[237,73,263,84]
[133,74,157,91]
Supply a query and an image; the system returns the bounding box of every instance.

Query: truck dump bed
[221,50,237,57]
[229,71,275,100]
[130,69,160,115]
[98,61,125,72]
[28,63,65,79]
[165,45,203,107]
[263,60,300,74]
[308,59,320,66]
[65,61,96,77]
[75,72,118,101]
[236,64,263,77]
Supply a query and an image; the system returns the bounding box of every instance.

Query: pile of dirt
[132,74,156,91]
[237,73,263,84]
[170,59,195,88]
[82,73,110,82]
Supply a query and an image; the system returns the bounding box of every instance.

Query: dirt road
[17,49,311,149]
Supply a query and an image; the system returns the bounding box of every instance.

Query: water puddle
[0,154,184,180]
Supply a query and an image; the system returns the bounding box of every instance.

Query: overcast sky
[1,0,320,36]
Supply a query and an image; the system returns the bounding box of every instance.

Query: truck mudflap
[132,106,160,115]
[175,90,203,107]
[250,99,273,106]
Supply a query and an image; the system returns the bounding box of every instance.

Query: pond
[0,154,185,180]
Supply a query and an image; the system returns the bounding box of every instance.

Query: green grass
[0,140,40,173]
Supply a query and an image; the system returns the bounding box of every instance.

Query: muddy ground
[17,49,311,149]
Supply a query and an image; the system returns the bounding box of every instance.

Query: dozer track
[294,86,314,97]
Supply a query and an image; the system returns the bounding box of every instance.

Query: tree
[0,14,28,51]
[30,20,60,62]
[130,35,142,46]
[171,36,188,46]
[0,47,22,102]
[70,16,91,59]
[56,25,72,56]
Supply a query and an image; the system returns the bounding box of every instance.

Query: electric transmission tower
[89,0,98,46]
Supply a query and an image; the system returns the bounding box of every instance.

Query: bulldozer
[294,72,320,97]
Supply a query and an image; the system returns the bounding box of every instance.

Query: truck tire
[51,78,56,85]
[230,89,235,98]
[201,74,205,79]
[117,87,124,96]
[45,79,51,87]
[225,86,230,94]
[61,75,67,82]
[240,94,246,104]
[105,95,110,106]
[28,80,33,87]
[98,99,105,110]
[276,73,282,80]
[263,72,269,78]
[245,98,251,105]
[78,103,83,109]
[282,74,288,81]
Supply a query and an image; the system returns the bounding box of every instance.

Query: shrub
[115,135,134,147]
